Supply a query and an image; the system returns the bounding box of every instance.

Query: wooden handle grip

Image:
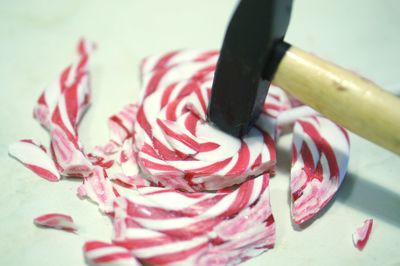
[272,46,400,155]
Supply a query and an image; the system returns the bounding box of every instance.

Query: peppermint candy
[134,51,281,192]
[10,45,353,266]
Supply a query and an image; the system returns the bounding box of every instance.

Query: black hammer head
[208,0,293,137]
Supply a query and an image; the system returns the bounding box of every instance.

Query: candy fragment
[33,39,95,130]
[290,116,350,224]
[77,166,119,213]
[353,218,373,251]
[112,174,274,265]
[34,213,77,232]
[9,139,60,182]
[84,241,141,266]
[108,104,138,145]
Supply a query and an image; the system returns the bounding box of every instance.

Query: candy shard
[34,213,77,232]
[290,116,350,224]
[84,241,141,266]
[118,139,140,177]
[33,39,95,130]
[9,139,61,182]
[108,104,138,145]
[353,218,373,251]
[78,166,119,213]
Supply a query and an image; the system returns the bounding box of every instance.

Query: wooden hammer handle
[273,46,400,155]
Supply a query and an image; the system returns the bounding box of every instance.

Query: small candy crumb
[352,218,373,251]
[34,213,77,232]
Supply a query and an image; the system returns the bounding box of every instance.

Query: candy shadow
[336,172,400,228]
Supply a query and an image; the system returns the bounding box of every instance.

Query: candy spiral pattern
[134,50,293,192]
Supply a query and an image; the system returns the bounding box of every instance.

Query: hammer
[208,0,400,155]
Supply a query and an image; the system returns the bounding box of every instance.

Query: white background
[0,0,399,265]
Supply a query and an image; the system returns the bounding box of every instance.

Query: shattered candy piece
[110,173,150,188]
[353,218,373,251]
[108,104,138,145]
[290,116,350,224]
[9,139,61,182]
[77,166,119,213]
[84,241,141,266]
[34,213,77,232]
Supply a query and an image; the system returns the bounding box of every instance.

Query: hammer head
[208,0,293,137]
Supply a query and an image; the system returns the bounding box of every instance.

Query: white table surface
[1,1,399,265]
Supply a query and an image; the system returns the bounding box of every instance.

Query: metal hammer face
[208,0,293,137]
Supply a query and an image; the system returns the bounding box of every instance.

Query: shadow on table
[337,171,400,228]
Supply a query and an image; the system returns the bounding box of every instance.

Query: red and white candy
[9,139,60,182]
[290,116,350,224]
[112,174,274,265]
[33,39,94,130]
[352,218,373,251]
[10,43,354,266]
[36,39,95,177]
[34,213,77,232]
[134,50,280,192]
[84,241,141,266]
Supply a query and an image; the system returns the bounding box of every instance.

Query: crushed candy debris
[10,42,353,266]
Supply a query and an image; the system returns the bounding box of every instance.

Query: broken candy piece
[84,241,141,266]
[33,39,95,130]
[112,174,274,266]
[290,116,350,224]
[353,218,373,251]
[108,104,138,145]
[77,166,119,213]
[34,213,77,232]
[33,39,95,177]
[8,139,61,182]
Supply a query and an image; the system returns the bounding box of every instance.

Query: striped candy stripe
[34,213,77,232]
[290,115,350,224]
[112,174,274,265]
[9,139,60,182]
[134,50,279,192]
[352,218,373,251]
[84,241,141,266]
